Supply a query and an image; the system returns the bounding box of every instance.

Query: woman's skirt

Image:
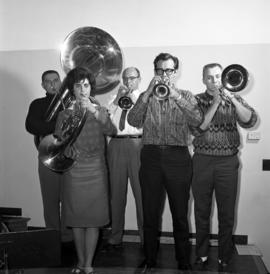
[63,155,109,228]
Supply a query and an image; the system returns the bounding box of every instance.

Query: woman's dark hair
[62,67,96,96]
[153,53,179,70]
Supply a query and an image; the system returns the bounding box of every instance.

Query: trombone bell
[221,64,248,92]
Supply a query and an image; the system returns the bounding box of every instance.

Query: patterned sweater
[190,91,257,156]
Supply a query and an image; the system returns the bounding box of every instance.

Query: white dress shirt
[108,89,143,136]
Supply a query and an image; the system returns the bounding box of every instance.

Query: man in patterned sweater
[191,63,257,271]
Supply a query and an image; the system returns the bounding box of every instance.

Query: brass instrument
[38,27,123,172]
[34,85,73,149]
[118,96,133,110]
[38,107,88,172]
[221,64,248,92]
[44,83,73,122]
[153,81,170,100]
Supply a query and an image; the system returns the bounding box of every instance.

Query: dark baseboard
[103,229,248,245]
[0,207,22,216]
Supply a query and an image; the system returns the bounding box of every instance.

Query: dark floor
[59,238,269,274]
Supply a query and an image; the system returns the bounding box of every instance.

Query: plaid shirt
[127,88,202,146]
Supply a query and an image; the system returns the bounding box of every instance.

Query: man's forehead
[44,73,59,80]
[156,58,175,68]
[123,68,138,77]
[206,67,222,75]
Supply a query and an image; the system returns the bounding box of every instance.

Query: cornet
[117,86,133,110]
[153,81,170,100]
[118,96,133,110]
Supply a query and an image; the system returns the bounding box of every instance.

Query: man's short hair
[41,70,60,82]
[154,53,179,70]
[202,63,223,78]
[122,67,141,78]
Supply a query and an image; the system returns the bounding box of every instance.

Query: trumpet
[117,85,133,110]
[118,96,133,110]
[153,81,170,100]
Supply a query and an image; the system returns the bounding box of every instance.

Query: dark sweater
[25,93,58,137]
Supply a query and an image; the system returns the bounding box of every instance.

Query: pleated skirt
[63,154,109,228]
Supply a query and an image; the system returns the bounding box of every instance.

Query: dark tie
[119,109,128,131]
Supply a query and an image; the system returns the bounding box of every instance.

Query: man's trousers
[139,145,192,266]
[192,154,239,262]
[107,138,143,244]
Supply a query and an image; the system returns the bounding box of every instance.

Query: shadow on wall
[0,67,33,167]
[0,66,41,211]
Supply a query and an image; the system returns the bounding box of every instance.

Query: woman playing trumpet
[54,66,116,274]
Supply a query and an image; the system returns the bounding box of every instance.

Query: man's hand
[212,91,222,106]
[223,89,235,99]
[142,76,161,103]
[168,83,181,100]
[113,85,129,105]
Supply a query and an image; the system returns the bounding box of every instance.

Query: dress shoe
[137,260,156,273]
[218,259,230,271]
[70,267,84,274]
[193,257,208,270]
[83,267,96,274]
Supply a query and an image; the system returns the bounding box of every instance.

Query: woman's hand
[79,97,96,114]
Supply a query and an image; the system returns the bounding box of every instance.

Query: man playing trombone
[190,63,257,271]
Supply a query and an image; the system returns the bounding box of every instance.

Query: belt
[113,135,142,139]
[144,144,187,150]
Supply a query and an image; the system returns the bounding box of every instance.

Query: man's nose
[162,70,167,76]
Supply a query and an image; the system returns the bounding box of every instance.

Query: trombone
[221,64,249,92]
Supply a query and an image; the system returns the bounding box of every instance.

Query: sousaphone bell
[38,27,123,172]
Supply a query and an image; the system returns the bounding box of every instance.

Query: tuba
[38,27,123,172]
[221,64,249,92]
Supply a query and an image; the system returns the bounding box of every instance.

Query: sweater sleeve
[234,95,258,128]
[25,99,56,136]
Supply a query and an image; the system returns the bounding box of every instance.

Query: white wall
[1,0,270,270]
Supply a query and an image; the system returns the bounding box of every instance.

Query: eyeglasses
[123,76,139,81]
[155,68,175,76]
[44,79,60,86]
